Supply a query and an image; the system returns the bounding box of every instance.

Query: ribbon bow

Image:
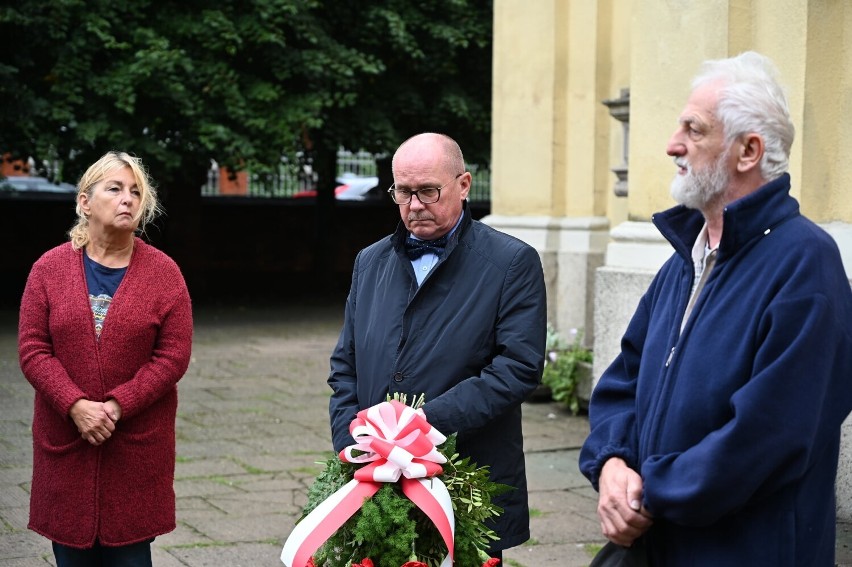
[281,400,455,567]
[405,235,449,260]
[341,399,447,481]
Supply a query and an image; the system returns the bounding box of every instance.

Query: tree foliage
[0,0,492,186]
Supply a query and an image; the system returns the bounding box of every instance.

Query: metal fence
[202,149,490,202]
[466,164,491,202]
[337,149,380,178]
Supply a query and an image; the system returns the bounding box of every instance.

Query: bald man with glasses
[328,132,547,561]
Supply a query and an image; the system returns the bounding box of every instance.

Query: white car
[0,176,76,193]
[290,173,379,200]
[333,172,379,201]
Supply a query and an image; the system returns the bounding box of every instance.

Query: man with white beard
[580,51,852,566]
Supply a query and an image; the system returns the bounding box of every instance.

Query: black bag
[589,539,649,567]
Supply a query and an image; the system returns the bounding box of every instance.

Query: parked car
[0,176,76,194]
[335,173,380,201]
[292,173,379,201]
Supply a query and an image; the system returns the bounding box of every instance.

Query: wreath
[281,394,508,567]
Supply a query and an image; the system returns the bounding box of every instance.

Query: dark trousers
[52,539,153,567]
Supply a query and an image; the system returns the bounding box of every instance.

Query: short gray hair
[692,51,795,181]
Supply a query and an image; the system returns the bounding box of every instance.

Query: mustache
[407,213,434,222]
[674,157,690,170]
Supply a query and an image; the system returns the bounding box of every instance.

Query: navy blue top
[83,250,127,339]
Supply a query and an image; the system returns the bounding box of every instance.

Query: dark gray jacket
[329,205,547,549]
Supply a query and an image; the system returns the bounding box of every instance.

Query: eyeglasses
[387,173,463,205]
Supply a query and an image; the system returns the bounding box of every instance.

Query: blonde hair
[69,151,162,250]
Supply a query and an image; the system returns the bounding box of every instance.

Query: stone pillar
[593,222,670,382]
[825,227,852,521]
[488,0,630,339]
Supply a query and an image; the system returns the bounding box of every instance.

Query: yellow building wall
[628,1,731,220]
[602,0,631,227]
[491,0,557,216]
[492,0,852,224]
[800,1,852,221]
[628,0,852,223]
[491,0,632,220]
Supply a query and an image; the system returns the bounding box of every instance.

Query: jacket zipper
[639,262,694,460]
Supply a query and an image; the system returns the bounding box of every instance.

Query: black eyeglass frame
[387,173,464,205]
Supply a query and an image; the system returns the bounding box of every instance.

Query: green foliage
[352,484,417,567]
[542,326,593,415]
[0,0,493,187]
[302,434,508,567]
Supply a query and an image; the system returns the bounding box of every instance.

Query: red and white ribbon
[281,400,455,567]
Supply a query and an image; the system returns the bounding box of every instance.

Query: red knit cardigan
[18,238,193,548]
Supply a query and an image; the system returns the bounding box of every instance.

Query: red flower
[305,559,316,567]
[400,563,427,567]
[351,560,374,567]
[481,558,501,567]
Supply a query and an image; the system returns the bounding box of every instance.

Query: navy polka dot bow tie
[404,235,449,260]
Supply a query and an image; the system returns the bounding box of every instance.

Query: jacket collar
[652,173,799,262]
[392,200,473,256]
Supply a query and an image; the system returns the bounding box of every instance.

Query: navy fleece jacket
[580,174,852,566]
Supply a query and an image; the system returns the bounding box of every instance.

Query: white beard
[670,151,730,211]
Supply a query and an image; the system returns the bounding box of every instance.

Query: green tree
[0,0,492,287]
[2,0,371,183]
[1,0,491,183]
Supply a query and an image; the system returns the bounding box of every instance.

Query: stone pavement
[1,300,850,566]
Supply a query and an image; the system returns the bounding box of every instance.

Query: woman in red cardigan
[18,151,193,567]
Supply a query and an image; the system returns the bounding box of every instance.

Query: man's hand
[597,457,654,546]
[69,399,115,446]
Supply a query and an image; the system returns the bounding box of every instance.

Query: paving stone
[150,546,190,567]
[155,522,216,548]
[0,531,50,560]
[0,486,29,508]
[526,490,603,544]
[839,521,852,567]
[218,455,326,478]
[183,513,291,544]
[244,431,332,457]
[165,541,282,567]
[232,477,306,494]
[176,496,224,513]
[0,421,31,438]
[204,494,301,517]
[175,457,247,479]
[176,439,264,461]
[525,448,589,491]
[0,558,53,567]
[504,541,599,567]
[0,468,33,485]
[0,447,31,469]
[522,401,590,452]
[0,506,30,532]
[173,508,228,527]
[174,478,246,499]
